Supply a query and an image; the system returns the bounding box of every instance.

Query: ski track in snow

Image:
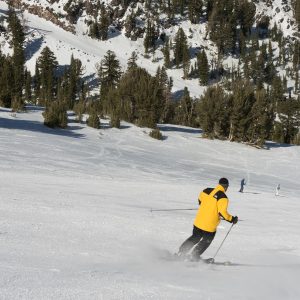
[0,1,299,295]
[0,106,300,299]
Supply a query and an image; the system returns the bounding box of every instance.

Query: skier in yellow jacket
[178,178,238,261]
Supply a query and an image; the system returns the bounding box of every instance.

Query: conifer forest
[0,0,300,146]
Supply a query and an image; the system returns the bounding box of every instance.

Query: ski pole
[212,223,234,261]
[150,208,197,212]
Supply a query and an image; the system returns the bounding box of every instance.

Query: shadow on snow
[158,124,202,135]
[25,37,44,60]
[0,115,85,139]
[265,141,295,149]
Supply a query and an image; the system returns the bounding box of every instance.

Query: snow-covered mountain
[1,2,300,298]
[0,0,299,97]
[1,104,300,299]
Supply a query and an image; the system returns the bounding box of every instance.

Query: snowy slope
[1,106,300,299]
[255,0,298,39]
[0,1,206,97]
[1,0,298,98]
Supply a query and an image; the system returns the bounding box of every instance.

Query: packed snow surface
[1,106,300,299]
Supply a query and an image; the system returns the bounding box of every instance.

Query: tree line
[1,4,299,145]
[88,48,300,146]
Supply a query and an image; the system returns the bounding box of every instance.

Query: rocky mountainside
[0,0,298,97]
[6,1,299,38]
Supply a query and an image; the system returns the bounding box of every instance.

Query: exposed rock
[9,0,75,33]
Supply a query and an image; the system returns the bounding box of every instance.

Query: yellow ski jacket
[194,184,233,233]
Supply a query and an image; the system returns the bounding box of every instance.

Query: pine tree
[182,46,190,79]
[271,22,278,40]
[124,12,136,38]
[295,71,299,93]
[37,47,58,105]
[197,50,209,85]
[8,5,25,110]
[196,85,231,138]
[294,0,300,31]
[205,0,214,20]
[87,111,100,129]
[229,80,256,142]
[112,65,168,128]
[174,87,194,126]
[65,55,83,109]
[33,63,41,104]
[97,50,121,114]
[208,0,240,54]
[104,87,121,128]
[265,45,276,85]
[143,20,156,54]
[249,88,274,146]
[238,31,246,57]
[165,0,173,19]
[275,98,300,144]
[251,32,259,52]
[127,51,138,71]
[157,66,172,123]
[110,113,121,128]
[89,20,100,39]
[163,40,171,68]
[43,101,68,128]
[188,0,202,24]
[24,70,32,103]
[68,56,78,107]
[255,50,265,88]
[73,98,86,123]
[238,0,256,36]
[99,4,109,40]
[56,76,65,104]
[158,66,169,92]
[271,76,284,105]
[0,55,14,108]
[282,76,288,94]
[293,41,300,72]
[172,0,186,16]
[174,28,189,68]
[149,68,167,126]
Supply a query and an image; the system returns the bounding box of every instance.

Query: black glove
[231,216,238,224]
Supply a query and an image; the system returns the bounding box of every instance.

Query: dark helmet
[219,177,229,187]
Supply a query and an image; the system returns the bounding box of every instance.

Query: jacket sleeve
[217,198,233,222]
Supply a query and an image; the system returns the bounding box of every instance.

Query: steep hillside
[0,0,299,97]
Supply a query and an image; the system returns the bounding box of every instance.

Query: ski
[201,258,232,265]
[201,257,215,264]
[160,251,233,266]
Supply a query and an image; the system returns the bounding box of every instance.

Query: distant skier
[239,178,246,193]
[275,184,280,196]
[177,178,238,261]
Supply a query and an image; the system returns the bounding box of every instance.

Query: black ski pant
[179,226,216,259]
